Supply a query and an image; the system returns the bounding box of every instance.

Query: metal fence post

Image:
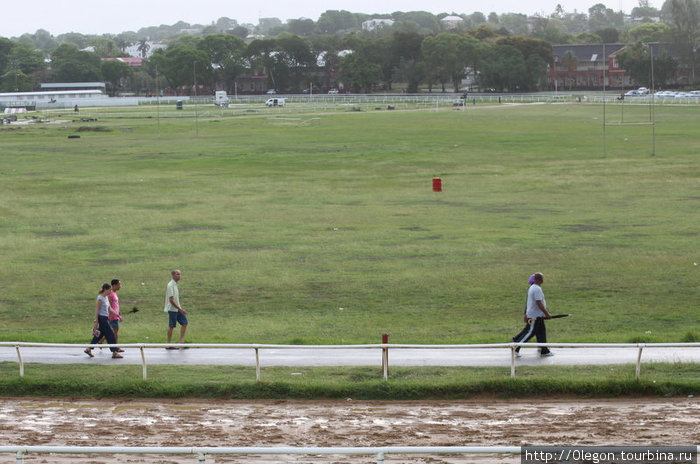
[636,344,644,380]
[140,346,147,381]
[15,346,24,378]
[255,348,261,382]
[15,450,24,464]
[381,334,389,381]
[376,451,385,464]
[510,346,516,378]
[197,452,206,463]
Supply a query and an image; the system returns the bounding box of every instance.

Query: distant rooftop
[41,82,106,90]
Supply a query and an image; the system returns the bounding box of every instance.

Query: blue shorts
[168,311,188,328]
[109,320,119,329]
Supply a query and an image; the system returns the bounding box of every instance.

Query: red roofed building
[101,57,143,67]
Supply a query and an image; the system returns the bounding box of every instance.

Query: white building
[362,19,395,31]
[440,15,464,29]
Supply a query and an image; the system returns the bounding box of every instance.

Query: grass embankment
[1,363,697,399]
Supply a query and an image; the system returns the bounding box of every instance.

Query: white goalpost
[602,42,657,156]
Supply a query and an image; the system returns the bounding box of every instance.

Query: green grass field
[1,102,698,347]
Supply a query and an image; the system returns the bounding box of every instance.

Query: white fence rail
[1,342,698,381]
[0,445,520,464]
[2,445,699,464]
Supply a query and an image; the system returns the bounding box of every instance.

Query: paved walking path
[1,344,698,367]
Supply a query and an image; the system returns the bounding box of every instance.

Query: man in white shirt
[165,269,188,347]
[511,272,553,357]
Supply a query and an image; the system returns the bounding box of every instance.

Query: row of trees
[1,0,698,95]
[138,31,553,94]
[0,39,134,94]
[0,28,552,95]
[6,2,684,51]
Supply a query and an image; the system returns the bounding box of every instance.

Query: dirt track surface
[1,397,697,463]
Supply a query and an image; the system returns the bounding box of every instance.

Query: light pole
[648,42,657,156]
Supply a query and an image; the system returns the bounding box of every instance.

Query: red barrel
[432,177,442,192]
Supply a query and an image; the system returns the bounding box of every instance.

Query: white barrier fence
[1,342,698,381]
[0,445,520,464]
[2,445,699,464]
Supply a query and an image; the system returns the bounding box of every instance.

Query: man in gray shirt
[164,269,188,347]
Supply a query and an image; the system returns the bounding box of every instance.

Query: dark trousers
[90,315,118,352]
[512,317,550,354]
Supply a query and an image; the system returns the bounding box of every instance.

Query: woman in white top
[84,283,123,359]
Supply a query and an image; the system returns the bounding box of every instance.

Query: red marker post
[432,177,442,192]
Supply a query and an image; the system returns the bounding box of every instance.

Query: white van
[265,98,285,107]
[215,90,229,107]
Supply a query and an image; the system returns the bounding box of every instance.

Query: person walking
[96,279,124,350]
[85,283,123,359]
[164,269,188,348]
[107,279,124,351]
[511,272,553,357]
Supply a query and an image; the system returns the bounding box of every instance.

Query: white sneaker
[541,351,554,357]
[515,352,522,358]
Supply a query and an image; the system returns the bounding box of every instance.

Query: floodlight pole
[649,42,656,156]
[156,65,161,137]
[603,43,607,157]
[193,61,199,137]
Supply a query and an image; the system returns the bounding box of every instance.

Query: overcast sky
[3,0,653,38]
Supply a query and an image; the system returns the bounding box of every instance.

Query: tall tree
[588,4,625,30]
[338,52,381,92]
[494,36,553,65]
[50,43,102,82]
[101,60,133,96]
[148,40,212,92]
[198,34,247,93]
[632,0,661,20]
[618,42,678,87]
[625,22,673,43]
[275,33,315,91]
[422,33,478,92]
[247,39,279,90]
[478,44,528,92]
[137,39,151,58]
[665,0,700,81]
[595,27,620,43]
[288,18,316,36]
[316,10,364,34]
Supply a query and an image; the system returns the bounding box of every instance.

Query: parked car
[265,98,285,107]
[328,89,339,94]
[624,90,640,96]
[266,89,277,94]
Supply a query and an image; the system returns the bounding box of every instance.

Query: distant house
[551,44,627,89]
[101,57,143,67]
[235,70,269,94]
[361,19,394,31]
[440,15,463,29]
[40,82,106,92]
[550,43,689,90]
[124,41,166,59]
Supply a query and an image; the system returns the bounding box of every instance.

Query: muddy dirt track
[0,397,697,463]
